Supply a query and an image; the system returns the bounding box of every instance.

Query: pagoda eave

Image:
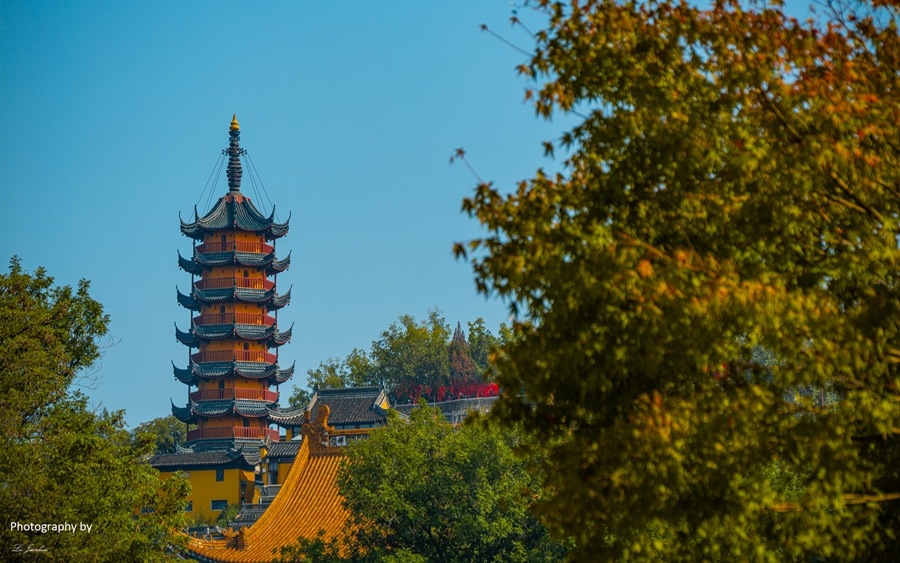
[179,196,290,241]
[173,361,294,385]
[177,286,291,312]
[174,323,292,346]
[178,251,290,275]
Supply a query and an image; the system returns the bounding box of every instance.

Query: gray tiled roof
[150,450,242,468]
[174,323,291,346]
[266,440,302,461]
[176,286,291,312]
[193,250,276,268]
[171,398,277,421]
[312,387,390,425]
[180,194,290,241]
[150,442,261,469]
[266,406,306,426]
[267,387,391,428]
[178,250,290,276]
[172,362,294,386]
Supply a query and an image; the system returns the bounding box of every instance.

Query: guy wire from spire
[245,152,279,221]
[205,152,227,213]
[195,152,226,210]
[243,150,265,211]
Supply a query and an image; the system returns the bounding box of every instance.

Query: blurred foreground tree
[0,257,189,562]
[457,0,900,561]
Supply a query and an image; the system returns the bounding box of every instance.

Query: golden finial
[230,114,240,131]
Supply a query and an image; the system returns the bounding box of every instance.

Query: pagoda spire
[226,114,245,192]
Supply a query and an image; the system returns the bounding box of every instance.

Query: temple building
[151,115,293,517]
[150,117,392,562]
[186,387,392,563]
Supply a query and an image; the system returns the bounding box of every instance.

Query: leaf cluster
[295,310,505,401]
[0,258,189,562]
[131,414,193,455]
[276,407,569,563]
[458,0,900,561]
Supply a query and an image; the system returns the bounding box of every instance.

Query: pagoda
[152,118,392,548]
[172,115,293,452]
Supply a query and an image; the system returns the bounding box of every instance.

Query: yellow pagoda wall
[199,416,265,429]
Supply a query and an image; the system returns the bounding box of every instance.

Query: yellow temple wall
[276,461,293,485]
[159,468,255,522]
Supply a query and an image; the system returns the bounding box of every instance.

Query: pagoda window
[221,235,226,243]
[219,380,225,390]
[243,343,249,351]
[220,306,226,315]
[243,270,249,278]
[243,419,250,428]
[215,470,224,482]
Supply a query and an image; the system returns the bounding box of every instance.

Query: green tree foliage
[291,310,504,402]
[467,318,500,379]
[306,348,379,391]
[276,407,568,563]
[288,386,311,409]
[274,531,345,563]
[448,322,477,384]
[215,503,240,529]
[457,1,900,561]
[131,414,192,455]
[371,309,452,392]
[0,256,107,438]
[0,258,189,561]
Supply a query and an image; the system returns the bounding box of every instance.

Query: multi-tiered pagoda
[147,117,396,556]
[172,115,293,451]
[150,116,295,519]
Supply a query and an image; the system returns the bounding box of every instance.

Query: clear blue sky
[0,1,577,427]
[0,1,817,427]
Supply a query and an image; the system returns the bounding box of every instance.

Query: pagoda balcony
[189,388,279,402]
[187,427,280,442]
[191,350,279,363]
[196,241,275,254]
[195,277,276,291]
[194,313,276,326]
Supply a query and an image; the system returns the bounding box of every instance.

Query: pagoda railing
[196,241,274,254]
[195,278,275,291]
[190,388,279,402]
[194,313,276,326]
[187,427,280,441]
[191,350,278,363]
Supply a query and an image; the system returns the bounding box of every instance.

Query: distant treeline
[291,308,510,406]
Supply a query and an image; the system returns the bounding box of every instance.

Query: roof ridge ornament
[225,115,246,193]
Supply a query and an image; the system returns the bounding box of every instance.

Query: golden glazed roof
[186,407,349,563]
